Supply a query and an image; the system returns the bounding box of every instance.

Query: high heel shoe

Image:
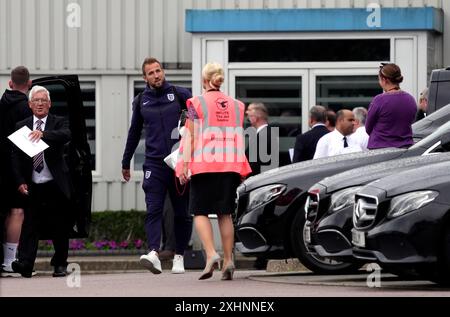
[198,254,221,280]
[221,262,235,281]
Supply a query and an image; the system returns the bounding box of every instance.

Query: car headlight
[330,186,362,213]
[387,190,439,219]
[247,184,287,211]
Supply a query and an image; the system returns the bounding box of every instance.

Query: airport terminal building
[0,0,449,212]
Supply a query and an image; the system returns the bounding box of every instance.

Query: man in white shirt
[314,109,361,159]
[350,107,369,150]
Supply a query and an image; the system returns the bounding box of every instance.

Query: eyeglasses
[31,98,50,104]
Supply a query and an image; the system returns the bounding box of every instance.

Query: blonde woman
[176,62,251,280]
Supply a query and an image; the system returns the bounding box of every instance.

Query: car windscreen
[410,120,450,150]
[412,103,450,140]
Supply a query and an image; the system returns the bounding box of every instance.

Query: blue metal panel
[186,8,443,33]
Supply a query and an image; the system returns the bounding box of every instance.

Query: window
[80,82,96,170]
[235,76,302,166]
[229,39,390,63]
[43,83,70,121]
[132,80,191,170]
[316,76,381,112]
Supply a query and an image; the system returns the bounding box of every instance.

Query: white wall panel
[136,0,151,69]
[37,0,51,70]
[108,0,122,69]
[354,0,368,8]
[394,37,416,97]
[122,182,137,211]
[93,182,108,211]
[0,0,6,69]
[337,0,352,8]
[108,182,122,209]
[150,0,164,63]
[10,0,22,67]
[164,0,180,63]
[100,76,129,178]
[95,0,108,70]
[0,0,444,74]
[91,180,147,211]
[123,0,135,70]
[52,0,64,70]
[80,0,93,70]
[67,2,79,70]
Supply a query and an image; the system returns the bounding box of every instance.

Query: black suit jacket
[415,109,426,122]
[293,125,330,163]
[12,114,72,199]
[246,125,278,177]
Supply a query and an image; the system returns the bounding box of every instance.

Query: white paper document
[8,126,49,157]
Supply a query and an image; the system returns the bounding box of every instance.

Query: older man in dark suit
[245,102,279,176]
[293,105,330,163]
[11,85,72,278]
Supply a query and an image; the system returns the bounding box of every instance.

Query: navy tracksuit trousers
[142,160,192,254]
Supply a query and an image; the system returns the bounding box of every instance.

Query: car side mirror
[440,134,450,151]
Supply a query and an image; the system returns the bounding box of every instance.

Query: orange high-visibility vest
[176,91,251,177]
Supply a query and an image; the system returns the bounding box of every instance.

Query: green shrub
[39,210,148,250]
[88,210,146,242]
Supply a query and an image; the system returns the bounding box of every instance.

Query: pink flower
[119,240,129,248]
[134,239,143,249]
[108,241,118,249]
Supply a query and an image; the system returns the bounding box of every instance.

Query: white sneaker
[171,255,185,274]
[139,251,162,274]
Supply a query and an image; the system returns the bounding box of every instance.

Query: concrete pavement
[33,253,309,275]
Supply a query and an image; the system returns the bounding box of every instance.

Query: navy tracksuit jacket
[122,82,192,253]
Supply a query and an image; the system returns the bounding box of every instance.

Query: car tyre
[290,209,362,274]
[430,225,450,286]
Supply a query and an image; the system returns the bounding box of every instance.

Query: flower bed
[39,239,145,251]
[38,210,147,252]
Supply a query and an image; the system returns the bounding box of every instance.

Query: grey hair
[29,85,51,101]
[309,105,327,123]
[353,107,367,125]
[249,102,268,121]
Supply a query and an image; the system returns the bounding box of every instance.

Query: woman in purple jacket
[365,63,417,149]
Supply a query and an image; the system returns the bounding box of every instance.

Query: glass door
[229,68,381,168]
[311,69,382,113]
[229,69,308,167]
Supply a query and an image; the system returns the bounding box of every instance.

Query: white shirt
[32,115,54,184]
[256,124,268,134]
[349,126,369,150]
[313,129,363,159]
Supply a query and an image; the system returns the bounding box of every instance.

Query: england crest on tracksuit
[167,94,175,102]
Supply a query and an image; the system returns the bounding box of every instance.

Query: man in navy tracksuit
[122,57,192,274]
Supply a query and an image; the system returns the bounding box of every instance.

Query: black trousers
[18,181,70,268]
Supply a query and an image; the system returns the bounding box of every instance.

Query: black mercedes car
[351,158,450,285]
[305,135,450,272]
[235,105,450,274]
